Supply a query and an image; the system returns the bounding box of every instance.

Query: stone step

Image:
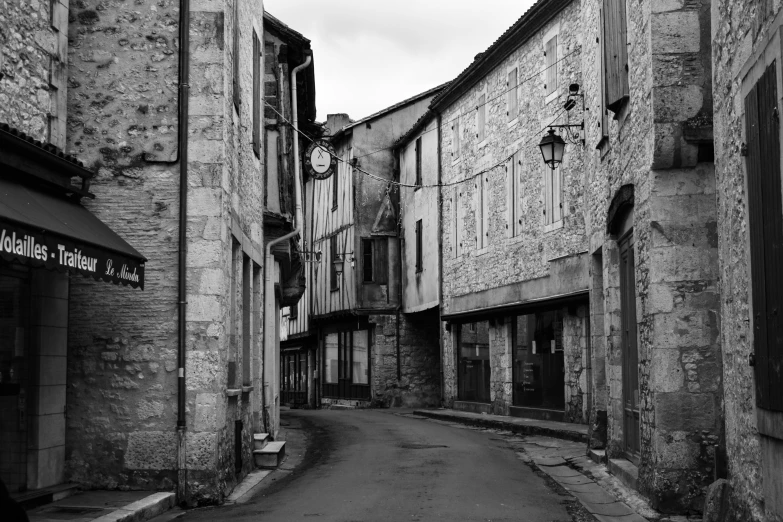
[253,433,270,450]
[253,441,286,469]
[12,483,79,511]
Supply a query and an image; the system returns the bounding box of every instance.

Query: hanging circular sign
[304,141,337,180]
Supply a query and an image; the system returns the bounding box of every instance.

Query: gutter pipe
[262,54,310,436]
[175,0,191,505]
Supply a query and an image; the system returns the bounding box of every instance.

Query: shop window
[745,60,783,412]
[476,93,486,143]
[324,333,338,384]
[544,35,558,97]
[507,68,518,120]
[602,0,630,115]
[352,330,369,385]
[458,321,490,403]
[415,219,423,273]
[511,311,565,410]
[415,136,422,187]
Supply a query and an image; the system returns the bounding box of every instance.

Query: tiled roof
[263,11,311,48]
[0,123,88,171]
[429,0,572,111]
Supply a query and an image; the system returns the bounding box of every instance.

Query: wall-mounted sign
[304,141,337,180]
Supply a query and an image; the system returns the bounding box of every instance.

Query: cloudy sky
[265,0,538,122]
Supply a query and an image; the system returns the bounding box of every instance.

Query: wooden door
[620,232,640,464]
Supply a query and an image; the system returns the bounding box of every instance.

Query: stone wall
[65,0,265,505]
[581,0,720,514]
[370,310,441,408]
[712,1,783,521]
[0,0,68,147]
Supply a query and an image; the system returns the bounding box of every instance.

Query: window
[415,219,423,273]
[452,189,462,258]
[242,254,251,385]
[332,157,339,209]
[746,60,783,412]
[545,35,558,97]
[415,136,422,187]
[476,94,486,143]
[476,174,489,249]
[324,333,338,384]
[507,68,518,121]
[289,303,298,320]
[352,330,369,385]
[229,239,240,387]
[232,0,240,111]
[543,165,563,227]
[507,152,523,237]
[330,235,338,291]
[602,0,630,115]
[252,29,261,157]
[452,118,460,159]
[361,238,387,284]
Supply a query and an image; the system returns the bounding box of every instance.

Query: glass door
[458,322,491,402]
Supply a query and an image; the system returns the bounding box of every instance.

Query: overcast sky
[265,0,538,122]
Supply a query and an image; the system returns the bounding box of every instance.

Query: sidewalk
[411,408,698,522]
[27,490,175,522]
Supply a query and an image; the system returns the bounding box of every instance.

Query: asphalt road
[181,409,580,522]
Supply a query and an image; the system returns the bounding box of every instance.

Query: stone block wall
[370,310,441,408]
[712,1,783,521]
[0,0,68,147]
[582,0,720,514]
[65,0,265,505]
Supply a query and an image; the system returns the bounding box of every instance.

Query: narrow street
[177,410,587,522]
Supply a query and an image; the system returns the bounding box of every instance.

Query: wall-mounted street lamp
[333,253,354,275]
[537,83,585,170]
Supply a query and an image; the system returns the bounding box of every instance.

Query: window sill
[545,90,559,105]
[451,156,462,167]
[758,407,783,441]
[477,138,489,150]
[506,233,525,245]
[330,286,340,292]
[543,220,564,234]
[242,385,254,393]
[226,388,242,397]
[332,206,338,212]
[507,118,519,129]
[475,246,489,257]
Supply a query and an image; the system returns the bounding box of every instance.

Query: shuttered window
[415,136,422,187]
[252,30,261,158]
[544,165,563,226]
[453,189,462,258]
[545,36,558,97]
[477,94,486,143]
[415,219,423,273]
[453,118,460,158]
[597,7,610,145]
[476,175,489,249]
[233,0,240,111]
[745,60,783,412]
[603,0,629,114]
[507,152,523,237]
[508,68,518,120]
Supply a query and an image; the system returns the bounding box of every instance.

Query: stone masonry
[65,0,266,505]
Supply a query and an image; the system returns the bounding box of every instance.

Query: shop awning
[0,179,146,289]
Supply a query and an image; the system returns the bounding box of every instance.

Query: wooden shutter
[233,0,240,110]
[597,7,610,145]
[746,60,783,411]
[482,175,490,245]
[506,160,514,238]
[544,167,552,225]
[415,137,422,186]
[603,0,629,114]
[374,238,388,284]
[453,189,460,258]
[453,118,460,158]
[508,68,518,120]
[477,94,486,142]
[545,36,557,96]
[252,30,260,157]
[553,165,563,222]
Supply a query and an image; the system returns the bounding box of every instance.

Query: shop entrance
[457,322,491,403]
[511,311,565,410]
[620,232,640,464]
[281,347,308,407]
[0,267,30,493]
[322,329,370,401]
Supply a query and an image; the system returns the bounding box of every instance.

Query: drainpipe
[262,54,310,436]
[436,112,444,406]
[175,0,191,506]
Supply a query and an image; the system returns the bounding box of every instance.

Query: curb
[412,409,589,443]
[92,492,176,522]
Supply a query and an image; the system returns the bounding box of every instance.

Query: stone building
[61,0,312,506]
[284,87,444,409]
[0,0,144,502]
[580,0,719,514]
[433,0,590,425]
[711,1,783,521]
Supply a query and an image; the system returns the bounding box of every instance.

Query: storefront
[322,326,371,402]
[0,125,145,495]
